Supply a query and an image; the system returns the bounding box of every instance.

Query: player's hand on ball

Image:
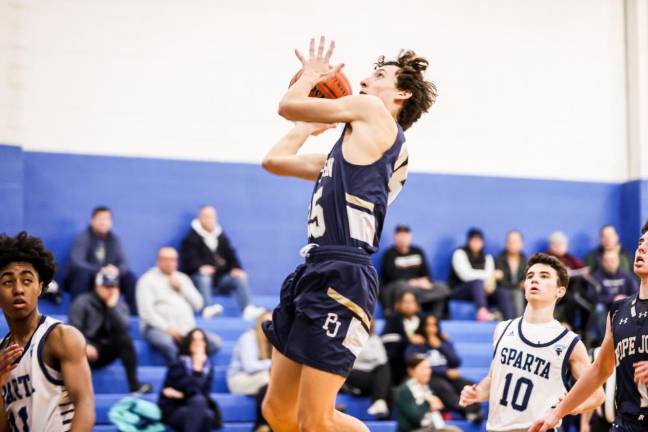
[0,344,23,385]
[633,361,648,385]
[294,36,344,84]
[528,412,560,432]
[459,384,479,407]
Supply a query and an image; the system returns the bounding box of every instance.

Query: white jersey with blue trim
[1,315,75,431]
[306,123,408,254]
[487,317,580,431]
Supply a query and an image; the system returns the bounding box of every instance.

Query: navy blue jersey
[306,124,408,253]
[610,295,648,421]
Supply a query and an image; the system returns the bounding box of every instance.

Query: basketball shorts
[262,245,378,377]
[611,414,648,432]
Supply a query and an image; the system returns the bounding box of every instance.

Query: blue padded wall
[10,149,631,294]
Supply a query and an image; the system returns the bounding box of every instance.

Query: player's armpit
[47,325,95,431]
[567,341,605,414]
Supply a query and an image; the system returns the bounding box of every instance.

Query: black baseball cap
[395,224,411,233]
[96,271,119,287]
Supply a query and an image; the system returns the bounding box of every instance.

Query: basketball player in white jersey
[459,253,604,431]
[0,232,94,431]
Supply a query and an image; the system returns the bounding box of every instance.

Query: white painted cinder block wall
[2,0,631,182]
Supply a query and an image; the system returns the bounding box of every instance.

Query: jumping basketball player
[0,232,94,431]
[260,36,437,431]
[530,220,648,432]
[459,253,604,431]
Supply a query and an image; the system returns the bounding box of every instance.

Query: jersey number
[308,186,326,239]
[8,407,29,432]
[499,373,533,411]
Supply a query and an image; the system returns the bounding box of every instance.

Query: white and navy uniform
[1,316,75,431]
[263,124,408,377]
[609,295,648,431]
[487,317,580,432]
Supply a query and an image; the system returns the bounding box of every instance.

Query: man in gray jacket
[136,246,221,364]
[69,270,151,393]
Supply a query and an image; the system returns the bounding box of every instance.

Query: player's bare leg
[297,365,369,432]
[262,349,302,432]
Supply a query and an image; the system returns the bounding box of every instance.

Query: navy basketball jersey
[306,124,408,253]
[610,295,648,421]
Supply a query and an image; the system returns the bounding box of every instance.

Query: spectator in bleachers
[395,354,461,432]
[546,231,597,338]
[227,311,273,432]
[159,328,223,432]
[343,323,392,419]
[63,206,138,314]
[585,224,633,273]
[69,270,152,394]
[405,314,483,424]
[137,246,221,364]
[227,310,272,395]
[590,250,638,344]
[494,230,528,317]
[380,225,450,318]
[180,205,263,320]
[449,228,513,321]
[382,290,424,386]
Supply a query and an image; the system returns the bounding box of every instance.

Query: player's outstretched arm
[261,122,332,181]
[278,36,389,125]
[565,340,605,413]
[528,315,615,432]
[49,325,95,431]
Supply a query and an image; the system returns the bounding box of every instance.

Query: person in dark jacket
[494,230,528,317]
[63,206,138,314]
[380,225,450,317]
[395,354,460,432]
[405,314,483,423]
[585,224,633,273]
[159,328,223,432]
[449,228,513,321]
[179,205,262,320]
[381,290,425,386]
[68,271,151,393]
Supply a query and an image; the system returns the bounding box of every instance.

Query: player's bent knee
[262,396,296,429]
[298,415,335,432]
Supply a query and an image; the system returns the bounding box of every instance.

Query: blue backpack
[108,397,168,432]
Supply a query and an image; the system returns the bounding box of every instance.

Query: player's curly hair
[524,253,569,289]
[642,219,648,235]
[375,50,438,130]
[0,231,56,292]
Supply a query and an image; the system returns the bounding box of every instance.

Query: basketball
[289,70,352,99]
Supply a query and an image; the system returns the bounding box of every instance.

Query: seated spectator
[343,323,392,419]
[159,329,223,432]
[63,206,137,314]
[380,225,450,318]
[494,230,528,317]
[137,247,221,364]
[405,314,483,423]
[68,270,152,393]
[395,354,461,432]
[227,311,273,432]
[591,250,638,344]
[180,205,263,320]
[449,228,513,321]
[585,224,633,273]
[382,290,424,385]
[546,231,597,338]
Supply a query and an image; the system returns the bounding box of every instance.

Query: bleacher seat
[8,294,492,431]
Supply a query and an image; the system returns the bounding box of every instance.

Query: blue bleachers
[11,295,494,431]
